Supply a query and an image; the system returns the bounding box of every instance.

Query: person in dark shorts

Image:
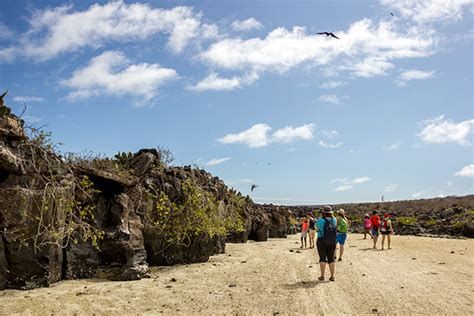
[370,210,381,249]
[380,213,393,250]
[316,206,337,281]
[308,213,316,249]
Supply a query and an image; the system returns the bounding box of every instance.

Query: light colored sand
[0,234,473,315]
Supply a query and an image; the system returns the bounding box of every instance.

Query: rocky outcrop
[0,107,258,289]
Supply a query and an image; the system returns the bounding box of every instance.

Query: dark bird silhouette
[317,32,340,39]
[0,90,7,107]
[390,12,394,17]
[251,184,258,192]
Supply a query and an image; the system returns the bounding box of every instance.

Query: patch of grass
[395,216,417,225]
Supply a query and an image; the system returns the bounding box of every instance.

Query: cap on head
[337,208,345,216]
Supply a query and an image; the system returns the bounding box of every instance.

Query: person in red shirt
[369,210,381,249]
[300,217,309,249]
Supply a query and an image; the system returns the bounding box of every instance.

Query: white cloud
[201,19,434,80]
[206,157,231,166]
[332,176,371,191]
[218,123,315,148]
[61,51,178,102]
[383,142,401,151]
[385,184,398,192]
[319,140,342,149]
[218,124,272,148]
[4,2,218,61]
[418,115,474,146]
[189,72,258,91]
[455,164,474,177]
[381,0,473,24]
[231,18,263,32]
[322,130,339,139]
[400,70,435,81]
[320,81,347,89]
[335,185,353,192]
[13,96,46,103]
[272,123,315,143]
[319,94,348,104]
[352,177,371,184]
[350,57,394,77]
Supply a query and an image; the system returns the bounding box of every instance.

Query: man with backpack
[370,210,381,249]
[316,206,337,281]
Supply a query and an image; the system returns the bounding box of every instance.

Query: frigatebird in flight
[251,184,258,192]
[317,32,340,39]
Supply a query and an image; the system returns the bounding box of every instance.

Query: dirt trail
[1,234,473,315]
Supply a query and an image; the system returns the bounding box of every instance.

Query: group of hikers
[297,206,394,282]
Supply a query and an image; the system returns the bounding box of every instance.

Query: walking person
[370,210,381,249]
[335,209,350,261]
[380,213,393,250]
[300,217,309,249]
[308,213,316,249]
[316,206,337,281]
[363,214,372,239]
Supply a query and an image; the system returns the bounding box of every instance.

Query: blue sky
[0,0,473,204]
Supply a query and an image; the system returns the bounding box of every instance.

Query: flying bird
[251,184,258,192]
[390,12,394,17]
[317,32,340,39]
[0,90,7,107]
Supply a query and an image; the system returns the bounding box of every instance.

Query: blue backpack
[323,218,337,246]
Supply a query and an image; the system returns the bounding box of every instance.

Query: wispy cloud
[397,69,435,86]
[400,70,435,81]
[383,142,401,151]
[13,96,45,103]
[321,130,339,139]
[385,184,398,192]
[455,164,474,177]
[206,157,231,166]
[319,140,342,149]
[231,18,263,32]
[417,115,474,146]
[61,51,178,103]
[332,176,371,191]
[0,22,14,39]
[320,81,347,89]
[335,185,353,192]
[189,72,258,91]
[318,94,348,104]
[218,123,315,148]
[381,0,472,24]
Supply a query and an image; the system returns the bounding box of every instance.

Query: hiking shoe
[338,258,342,262]
[318,276,324,281]
[329,276,335,281]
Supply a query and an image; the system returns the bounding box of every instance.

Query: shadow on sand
[282,280,321,289]
[358,247,376,251]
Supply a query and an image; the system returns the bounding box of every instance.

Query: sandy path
[0,234,473,315]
